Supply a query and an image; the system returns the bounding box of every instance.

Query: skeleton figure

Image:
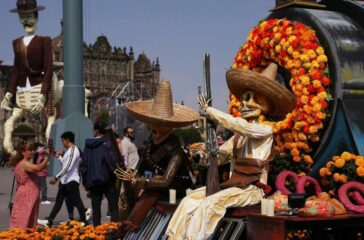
[166,63,296,240]
[1,0,91,153]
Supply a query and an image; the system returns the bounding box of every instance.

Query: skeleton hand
[198,95,211,111]
[31,94,46,115]
[1,92,13,111]
[114,167,137,184]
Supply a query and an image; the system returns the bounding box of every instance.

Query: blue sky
[0,0,275,111]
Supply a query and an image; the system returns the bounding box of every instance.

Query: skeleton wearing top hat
[1,0,52,153]
[166,63,296,240]
[114,80,199,236]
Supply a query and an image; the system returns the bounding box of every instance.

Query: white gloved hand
[0,92,13,111]
[31,94,46,115]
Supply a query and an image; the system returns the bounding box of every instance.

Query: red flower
[307,84,315,93]
[312,71,321,80]
[321,76,330,86]
[320,100,328,108]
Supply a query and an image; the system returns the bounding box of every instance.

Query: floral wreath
[229,18,331,177]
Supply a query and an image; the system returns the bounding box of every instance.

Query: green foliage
[174,127,202,146]
[97,110,109,125]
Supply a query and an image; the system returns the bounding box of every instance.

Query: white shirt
[206,107,273,184]
[17,35,35,92]
[56,145,82,184]
[121,136,139,169]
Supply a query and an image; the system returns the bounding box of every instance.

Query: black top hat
[10,0,45,14]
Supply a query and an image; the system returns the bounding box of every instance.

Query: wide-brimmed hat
[125,80,199,127]
[10,0,45,13]
[226,63,296,117]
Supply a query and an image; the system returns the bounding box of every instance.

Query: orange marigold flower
[355,157,364,167]
[334,158,345,168]
[333,173,340,182]
[357,166,364,177]
[291,148,300,156]
[326,161,334,168]
[339,174,348,183]
[319,167,328,177]
[293,156,301,162]
[303,155,313,164]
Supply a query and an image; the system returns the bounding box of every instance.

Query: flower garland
[0,221,118,240]
[189,142,207,164]
[230,18,331,176]
[320,152,364,194]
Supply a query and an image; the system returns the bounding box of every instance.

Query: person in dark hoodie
[80,121,119,226]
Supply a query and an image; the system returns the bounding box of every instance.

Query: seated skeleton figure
[165,63,296,240]
[114,80,199,237]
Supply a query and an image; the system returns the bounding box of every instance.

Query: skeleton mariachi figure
[114,80,199,235]
[1,0,52,153]
[166,63,296,240]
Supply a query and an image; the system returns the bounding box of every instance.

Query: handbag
[8,176,15,214]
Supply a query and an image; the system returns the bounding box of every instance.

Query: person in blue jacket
[80,121,119,226]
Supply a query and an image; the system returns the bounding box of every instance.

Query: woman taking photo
[9,141,50,229]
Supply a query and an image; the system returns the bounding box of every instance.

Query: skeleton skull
[19,12,38,35]
[149,124,173,144]
[240,90,270,119]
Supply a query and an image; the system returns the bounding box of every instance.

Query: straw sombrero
[125,80,199,127]
[10,0,45,13]
[226,63,296,117]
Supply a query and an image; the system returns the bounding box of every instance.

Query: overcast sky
[0,0,275,111]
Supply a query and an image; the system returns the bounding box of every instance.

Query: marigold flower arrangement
[0,221,117,240]
[320,152,364,194]
[230,18,331,181]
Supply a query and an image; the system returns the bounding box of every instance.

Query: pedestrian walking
[38,131,87,227]
[9,141,50,229]
[80,121,119,226]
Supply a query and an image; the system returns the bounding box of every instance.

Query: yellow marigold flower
[316,46,325,55]
[334,158,345,168]
[260,21,267,27]
[286,27,293,35]
[313,80,322,88]
[288,35,296,42]
[341,151,352,160]
[287,46,294,54]
[319,167,328,177]
[292,51,300,59]
[300,54,310,62]
[299,75,310,85]
[302,87,309,95]
[273,26,278,32]
[317,112,326,119]
[298,133,307,141]
[333,173,340,182]
[317,91,327,100]
[311,60,320,68]
[274,32,282,40]
[309,125,318,134]
[275,44,282,53]
[303,105,312,114]
[313,104,321,111]
[307,49,317,59]
[357,166,364,177]
[339,174,348,183]
[317,54,328,63]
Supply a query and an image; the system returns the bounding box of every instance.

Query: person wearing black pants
[80,121,119,226]
[38,131,87,227]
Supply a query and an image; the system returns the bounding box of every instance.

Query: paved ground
[0,167,110,231]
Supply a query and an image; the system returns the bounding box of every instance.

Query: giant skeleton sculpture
[1,0,91,153]
[166,63,296,240]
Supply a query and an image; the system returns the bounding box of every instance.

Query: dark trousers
[38,176,47,201]
[90,183,119,226]
[48,181,86,222]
